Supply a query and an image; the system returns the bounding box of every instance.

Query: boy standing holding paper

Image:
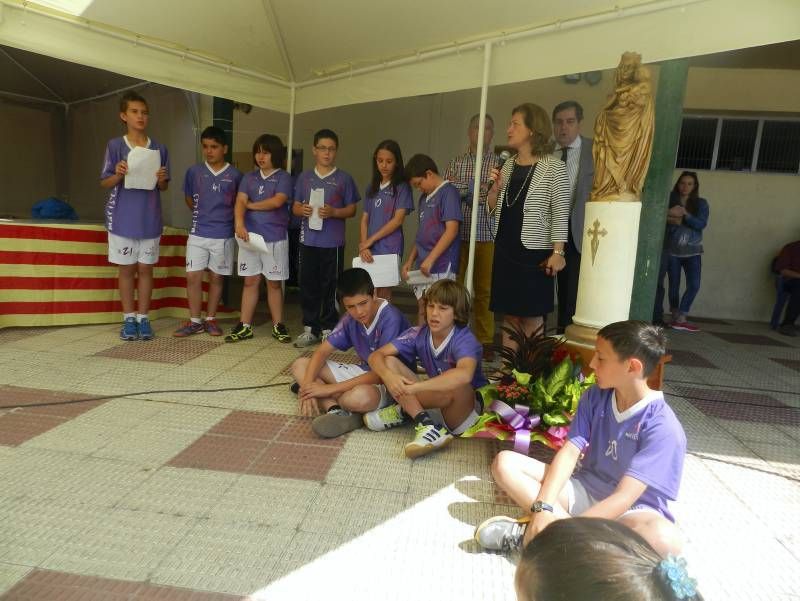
[100,90,169,341]
[292,129,360,348]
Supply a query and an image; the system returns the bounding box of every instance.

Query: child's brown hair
[120,90,148,113]
[423,280,471,327]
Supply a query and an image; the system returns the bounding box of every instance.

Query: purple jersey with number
[390,324,487,389]
[415,182,462,274]
[568,387,687,522]
[101,136,169,239]
[294,168,360,248]
[364,182,414,256]
[183,163,243,239]
[326,300,413,371]
[238,169,293,242]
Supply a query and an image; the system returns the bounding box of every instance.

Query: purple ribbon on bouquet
[489,400,541,454]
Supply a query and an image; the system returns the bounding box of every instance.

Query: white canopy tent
[1,0,799,289]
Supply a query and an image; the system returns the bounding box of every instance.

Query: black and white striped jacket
[490,154,571,250]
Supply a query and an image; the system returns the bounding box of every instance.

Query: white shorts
[411,270,456,300]
[186,235,234,275]
[237,237,289,281]
[565,477,664,519]
[107,233,160,265]
[325,360,393,409]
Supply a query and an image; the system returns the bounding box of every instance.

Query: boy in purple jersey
[290,268,412,438]
[358,140,414,302]
[100,91,169,341]
[475,321,687,559]
[368,280,487,459]
[225,134,294,344]
[173,126,242,338]
[292,129,360,348]
[401,154,462,325]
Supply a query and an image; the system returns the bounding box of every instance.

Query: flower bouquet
[462,323,595,453]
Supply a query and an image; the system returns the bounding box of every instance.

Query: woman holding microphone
[487,103,571,358]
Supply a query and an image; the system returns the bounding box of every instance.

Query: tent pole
[286,84,296,172]
[464,41,492,297]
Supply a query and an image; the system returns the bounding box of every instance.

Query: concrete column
[629,59,689,321]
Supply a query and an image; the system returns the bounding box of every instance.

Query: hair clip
[657,555,698,600]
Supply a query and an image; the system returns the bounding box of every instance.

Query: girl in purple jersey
[358,140,414,302]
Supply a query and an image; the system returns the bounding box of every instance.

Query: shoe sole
[474,515,530,549]
[206,329,223,337]
[404,435,453,459]
[670,325,698,332]
[173,330,203,338]
[293,340,319,348]
[224,334,253,343]
[272,334,291,343]
[312,413,363,438]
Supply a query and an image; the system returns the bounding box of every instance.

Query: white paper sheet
[405,269,437,286]
[235,232,269,253]
[124,146,161,190]
[352,254,400,287]
[308,188,325,231]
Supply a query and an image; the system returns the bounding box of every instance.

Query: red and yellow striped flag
[0,222,237,328]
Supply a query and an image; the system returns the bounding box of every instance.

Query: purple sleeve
[325,315,353,351]
[182,167,193,197]
[453,328,482,363]
[293,172,308,202]
[390,326,420,358]
[100,142,116,179]
[397,183,414,212]
[440,186,463,222]
[377,309,412,346]
[567,388,596,452]
[277,170,293,198]
[342,173,360,206]
[626,415,686,500]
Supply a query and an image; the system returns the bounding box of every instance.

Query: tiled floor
[0,306,798,600]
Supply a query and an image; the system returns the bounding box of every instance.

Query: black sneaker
[224,322,253,343]
[272,322,290,343]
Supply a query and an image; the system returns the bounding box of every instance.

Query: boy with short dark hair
[368,279,486,459]
[402,154,462,325]
[290,268,411,438]
[292,129,360,347]
[475,320,687,558]
[100,90,169,341]
[173,126,242,337]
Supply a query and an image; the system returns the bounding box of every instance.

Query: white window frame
[679,113,800,175]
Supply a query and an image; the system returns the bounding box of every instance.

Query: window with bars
[675,115,800,174]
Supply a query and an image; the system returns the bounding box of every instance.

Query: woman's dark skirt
[489,243,554,317]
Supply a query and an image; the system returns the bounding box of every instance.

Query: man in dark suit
[552,101,593,334]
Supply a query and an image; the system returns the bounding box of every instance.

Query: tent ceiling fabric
[0,44,141,104]
[0,0,799,113]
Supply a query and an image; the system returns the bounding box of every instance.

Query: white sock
[451,410,479,436]
[242,323,251,328]
[190,317,202,324]
[205,316,216,321]
[136,314,148,323]
[123,312,136,320]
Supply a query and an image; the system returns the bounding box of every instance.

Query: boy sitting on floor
[290,268,411,438]
[368,279,487,459]
[475,320,686,558]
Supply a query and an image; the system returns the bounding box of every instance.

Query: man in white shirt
[552,101,594,334]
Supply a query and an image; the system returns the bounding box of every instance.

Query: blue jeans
[668,255,702,315]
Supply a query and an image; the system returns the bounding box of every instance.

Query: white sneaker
[294,326,320,348]
[321,329,332,342]
[363,403,408,431]
[404,423,453,459]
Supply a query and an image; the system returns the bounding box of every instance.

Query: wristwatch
[552,249,565,256]
[530,500,554,513]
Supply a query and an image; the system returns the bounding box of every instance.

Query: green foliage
[522,356,595,424]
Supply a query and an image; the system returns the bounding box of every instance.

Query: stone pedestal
[566,201,642,345]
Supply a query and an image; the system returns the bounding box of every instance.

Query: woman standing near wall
[653,171,710,332]
[486,103,570,359]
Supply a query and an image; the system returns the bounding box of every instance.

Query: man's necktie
[560,146,569,162]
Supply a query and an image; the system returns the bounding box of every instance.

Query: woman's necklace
[505,162,535,208]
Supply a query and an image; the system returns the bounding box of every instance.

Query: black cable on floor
[0,380,291,410]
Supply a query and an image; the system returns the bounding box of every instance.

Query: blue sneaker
[138,317,154,340]
[120,317,138,341]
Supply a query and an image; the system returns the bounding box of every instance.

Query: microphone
[486,150,512,193]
